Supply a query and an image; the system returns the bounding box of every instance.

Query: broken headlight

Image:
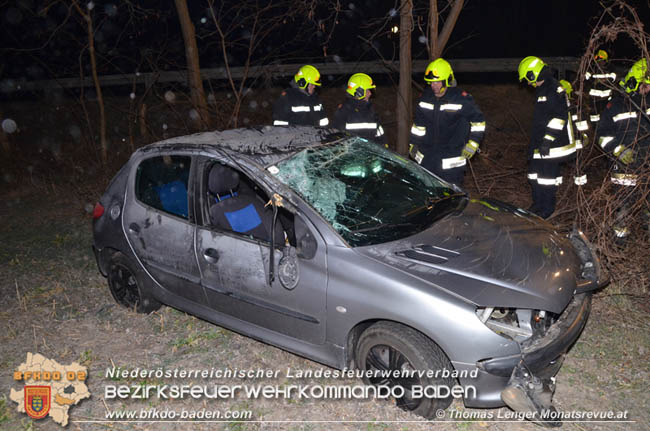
[476,307,558,342]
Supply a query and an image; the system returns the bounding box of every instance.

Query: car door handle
[203,248,220,263]
[129,223,140,234]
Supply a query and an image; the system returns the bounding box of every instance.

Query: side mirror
[295,215,317,260]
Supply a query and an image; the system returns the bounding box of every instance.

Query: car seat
[208,164,281,242]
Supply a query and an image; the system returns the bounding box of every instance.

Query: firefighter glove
[409,144,424,164]
[462,140,479,159]
[617,147,635,165]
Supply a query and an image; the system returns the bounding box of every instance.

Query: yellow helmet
[424,58,454,86]
[346,73,376,99]
[595,49,608,62]
[518,56,546,84]
[294,65,321,89]
[621,58,649,93]
[559,79,573,98]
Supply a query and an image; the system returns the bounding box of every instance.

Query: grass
[1,188,649,430]
[0,395,10,424]
[79,349,94,366]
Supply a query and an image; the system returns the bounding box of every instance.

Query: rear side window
[135,155,191,218]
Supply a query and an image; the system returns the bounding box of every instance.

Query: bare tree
[427,0,464,60]
[71,0,107,164]
[567,1,650,284]
[0,120,9,154]
[360,1,467,154]
[206,0,323,128]
[397,0,414,156]
[174,0,211,130]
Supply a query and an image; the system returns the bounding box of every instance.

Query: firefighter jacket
[569,93,589,186]
[529,78,576,162]
[272,83,329,127]
[585,64,618,123]
[332,97,386,146]
[598,92,650,186]
[409,86,485,174]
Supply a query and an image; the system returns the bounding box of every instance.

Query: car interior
[206,163,294,246]
[135,155,191,219]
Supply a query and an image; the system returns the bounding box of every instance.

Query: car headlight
[568,229,599,282]
[476,307,558,342]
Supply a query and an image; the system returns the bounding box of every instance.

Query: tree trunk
[174,0,210,130]
[139,103,148,139]
[428,0,439,60]
[0,125,9,154]
[72,1,107,165]
[397,0,413,156]
[432,0,464,59]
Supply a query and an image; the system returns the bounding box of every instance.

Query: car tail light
[93,202,105,219]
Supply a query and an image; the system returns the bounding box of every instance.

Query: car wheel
[355,321,454,419]
[107,251,161,313]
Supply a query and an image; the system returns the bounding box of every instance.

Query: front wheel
[355,322,454,419]
[107,251,161,313]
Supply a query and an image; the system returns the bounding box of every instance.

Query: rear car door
[195,158,328,344]
[122,153,205,304]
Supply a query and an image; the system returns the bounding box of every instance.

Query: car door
[122,153,205,304]
[195,160,327,344]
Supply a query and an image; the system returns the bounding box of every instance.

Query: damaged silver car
[92,126,607,424]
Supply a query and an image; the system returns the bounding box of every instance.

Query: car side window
[135,155,191,219]
[204,162,286,243]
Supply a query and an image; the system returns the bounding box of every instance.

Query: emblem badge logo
[24,386,51,420]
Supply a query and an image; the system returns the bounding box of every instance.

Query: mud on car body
[92,125,607,423]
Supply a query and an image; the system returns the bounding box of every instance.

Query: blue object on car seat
[225,203,262,233]
[216,191,238,203]
[155,180,188,217]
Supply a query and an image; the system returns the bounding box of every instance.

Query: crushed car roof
[147,126,342,166]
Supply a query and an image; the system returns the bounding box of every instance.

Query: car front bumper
[480,293,591,378]
[456,293,592,409]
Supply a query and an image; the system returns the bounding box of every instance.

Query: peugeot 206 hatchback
[92,126,607,424]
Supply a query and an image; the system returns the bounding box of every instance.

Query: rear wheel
[107,252,161,313]
[355,322,454,419]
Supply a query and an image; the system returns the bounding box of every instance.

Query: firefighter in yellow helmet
[560,79,589,186]
[272,65,329,127]
[585,49,618,127]
[409,58,486,186]
[332,73,386,146]
[597,58,650,242]
[518,56,576,219]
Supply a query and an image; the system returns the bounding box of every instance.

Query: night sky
[0,0,648,83]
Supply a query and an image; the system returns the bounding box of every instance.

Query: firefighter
[560,79,589,186]
[585,50,618,128]
[272,65,329,127]
[332,73,386,146]
[597,58,650,241]
[409,58,486,186]
[518,56,577,219]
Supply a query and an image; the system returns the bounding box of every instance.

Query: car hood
[356,198,581,314]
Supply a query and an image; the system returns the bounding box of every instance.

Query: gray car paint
[93,126,598,410]
[357,199,581,314]
[122,171,204,303]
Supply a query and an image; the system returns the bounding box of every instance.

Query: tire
[107,251,162,313]
[355,321,454,419]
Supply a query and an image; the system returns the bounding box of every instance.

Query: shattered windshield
[272,138,467,247]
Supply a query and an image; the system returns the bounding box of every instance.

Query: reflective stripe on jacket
[529,79,575,161]
[332,97,386,146]
[409,86,485,171]
[272,86,328,127]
